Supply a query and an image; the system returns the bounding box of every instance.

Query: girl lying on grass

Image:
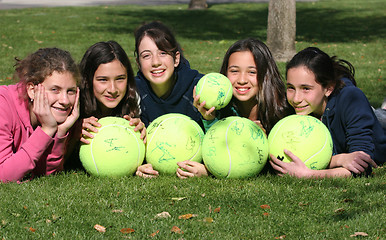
[65,41,145,170]
[134,21,204,178]
[0,48,80,182]
[270,47,386,178]
[177,38,294,179]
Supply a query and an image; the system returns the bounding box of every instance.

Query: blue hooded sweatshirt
[322,78,386,166]
[135,59,203,127]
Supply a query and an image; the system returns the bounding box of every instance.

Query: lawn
[0,0,385,239]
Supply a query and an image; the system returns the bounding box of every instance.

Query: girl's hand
[269,149,313,178]
[33,84,57,137]
[57,87,80,137]
[331,151,377,174]
[253,120,267,136]
[123,115,147,144]
[193,86,216,121]
[80,116,101,144]
[176,160,208,179]
[136,163,159,178]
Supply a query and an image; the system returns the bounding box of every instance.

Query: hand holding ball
[146,113,204,174]
[195,73,232,110]
[268,115,333,170]
[79,117,145,177]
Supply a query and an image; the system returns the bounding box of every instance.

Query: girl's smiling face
[28,71,77,125]
[92,59,127,114]
[137,35,180,97]
[226,51,258,104]
[286,66,333,118]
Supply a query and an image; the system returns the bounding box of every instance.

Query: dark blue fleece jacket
[322,78,386,165]
[135,60,203,127]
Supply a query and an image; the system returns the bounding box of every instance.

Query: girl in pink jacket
[0,47,80,182]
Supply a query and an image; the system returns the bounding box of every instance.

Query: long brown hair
[220,38,293,133]
[79,40,140,118]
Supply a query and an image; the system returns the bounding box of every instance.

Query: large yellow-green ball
[146,113,204,174]
[79,117,145,177]
[195,72,233,110]
[268,114,333,170]
[202,116,268,178]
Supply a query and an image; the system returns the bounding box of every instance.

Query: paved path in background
[0,0,277,10]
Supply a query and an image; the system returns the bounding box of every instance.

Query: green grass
[1,168,385,239]
[0,0,385,239]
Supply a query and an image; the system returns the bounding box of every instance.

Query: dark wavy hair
[79,40,139,118]
[134,20,186,66]
[286,47,356,95]
[14,47,79,99]
[220,38,293,133]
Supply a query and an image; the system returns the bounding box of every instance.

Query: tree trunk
[188,0,208,10]
[267,0,296,62]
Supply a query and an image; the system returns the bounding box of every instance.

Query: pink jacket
[0,84,68,182]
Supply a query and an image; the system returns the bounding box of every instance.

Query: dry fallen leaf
[149,230,159,237]
[154,211,171,219]
[275,235,286,239]
[26,227,36,232]
[112,209,124,213]
[171,225,183,234]
[120,228,135,234]
[350,232,368,237]
[171,197,187,201]
[298,202,310,206]
[334,208,345,213]
[203,217,213,223]
[263,212,270,216]
[178,214,198,220]
[214,207,221,213]
[260,204,271,209]
[94,224,106,233]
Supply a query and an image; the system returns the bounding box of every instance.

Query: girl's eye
[141,54,150,59]
[51,88,59,93]
[68,90,76,95]
[96,78,107,82]
[116,76,127,81]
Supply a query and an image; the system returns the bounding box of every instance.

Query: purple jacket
[0,84,68,182]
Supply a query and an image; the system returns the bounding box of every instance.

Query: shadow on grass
[97,7,269,40]
[90,5,385,43]
[296,8,386,42]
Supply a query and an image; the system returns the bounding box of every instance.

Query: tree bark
[188,0,208,10]
[267,0,296,62]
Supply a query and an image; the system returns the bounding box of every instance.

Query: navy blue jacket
[135,59,203,127]
[322,78,386,165]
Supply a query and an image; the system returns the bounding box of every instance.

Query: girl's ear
[174,51,181,67]
[325,84,334,97]
[136,58,141,71]
[26,83,35,101]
